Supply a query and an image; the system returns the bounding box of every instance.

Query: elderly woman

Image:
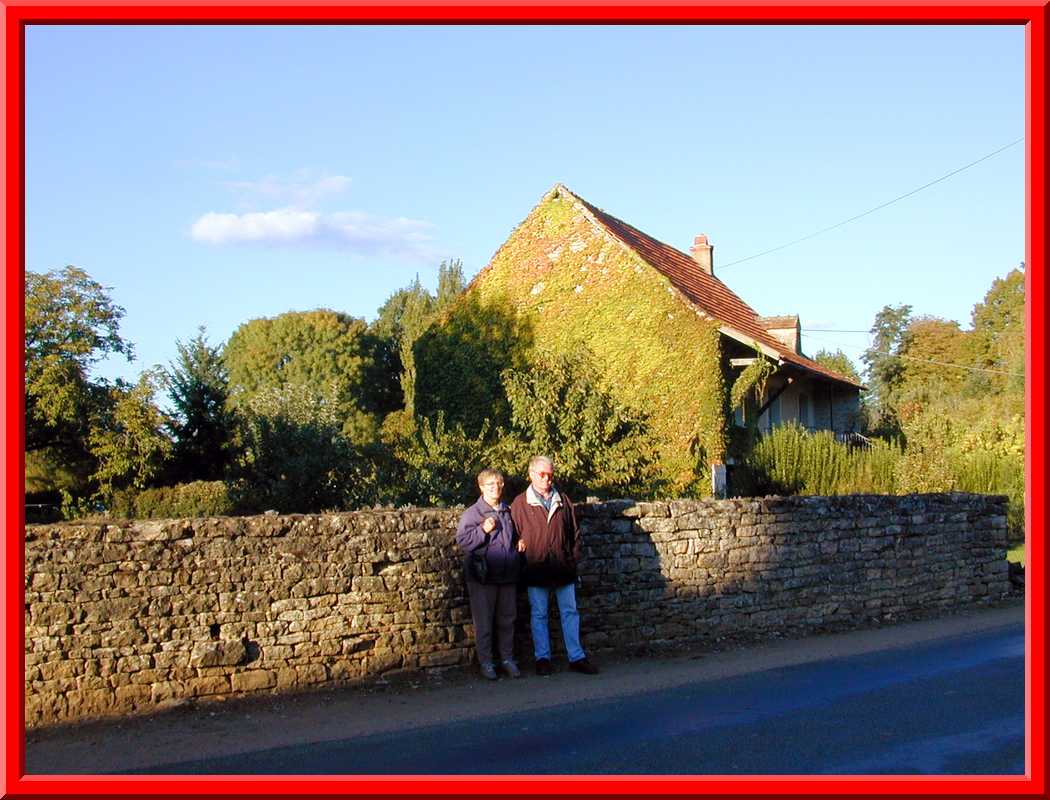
[456,468,526,680]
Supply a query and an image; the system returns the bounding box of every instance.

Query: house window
[799,393,811,428]
[734,395,758,427]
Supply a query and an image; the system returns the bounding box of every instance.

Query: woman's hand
[517,540,527,553]
[481,516,497,534]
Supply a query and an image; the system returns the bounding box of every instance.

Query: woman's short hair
[477,468,504,486]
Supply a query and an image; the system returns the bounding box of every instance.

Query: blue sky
[25,24,1025,386]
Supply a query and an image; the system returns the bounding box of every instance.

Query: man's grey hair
[528,455,554,472]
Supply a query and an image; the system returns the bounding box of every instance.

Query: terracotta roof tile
[561,185,862,389]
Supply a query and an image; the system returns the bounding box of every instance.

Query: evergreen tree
[165,327,233,483]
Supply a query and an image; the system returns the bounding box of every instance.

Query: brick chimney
[757,315,802,354]
[689,234,714,276]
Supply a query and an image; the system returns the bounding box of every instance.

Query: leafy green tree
[165,327,233,483]
[501,344,660,498]
[435,259,467,307]
[414,293,534,431]
[894,317,970,417]
[25,266,134,455]
[813,349,862,384]
[860,304,912,436]
[371,260,467,416]
[968,264,1025,400]
[228,383,379,513]
[87,369,173,500]
[224,309,399,444]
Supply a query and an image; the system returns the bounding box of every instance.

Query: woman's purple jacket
[455,496,521,585]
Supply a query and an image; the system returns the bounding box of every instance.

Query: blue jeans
[527,583,585,663]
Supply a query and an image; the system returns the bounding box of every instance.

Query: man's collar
[526,485,560,506]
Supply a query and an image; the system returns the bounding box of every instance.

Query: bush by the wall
[109,480,234,519]
[736,422,1022,543]
[739,424,900,496]
[950,450,1025,542]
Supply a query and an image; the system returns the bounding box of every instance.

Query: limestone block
[295,663,327,685]
[114,684,152,708]
[189,639,246,668]
[231,670,277,692]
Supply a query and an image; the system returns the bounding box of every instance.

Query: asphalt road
[124,615,1024,775]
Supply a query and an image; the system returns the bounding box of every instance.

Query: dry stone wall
[24,493,1009,727]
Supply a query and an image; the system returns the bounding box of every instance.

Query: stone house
[422,183,862,489]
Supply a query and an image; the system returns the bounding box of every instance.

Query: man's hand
[481,517,497,534]
[517,540,527,553]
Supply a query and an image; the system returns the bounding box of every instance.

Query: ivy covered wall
[417,189,728,491]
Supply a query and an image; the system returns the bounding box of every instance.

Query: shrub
[501,344,662,499]
[109,480,233,519]
[739,423,900,497]
[385,412,496,507]
[736,421,1022,543]
[227,383,380,514]
[949,450,1025,543]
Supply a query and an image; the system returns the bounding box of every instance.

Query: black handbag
[466,544,489,584]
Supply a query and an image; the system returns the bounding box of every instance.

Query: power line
[803,328,871,334]
[720,137,1024,270]
[896,352,1023,378]
[803,328,1026,336]
[800,330,1024,377]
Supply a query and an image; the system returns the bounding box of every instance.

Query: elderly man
[510,455,599,676]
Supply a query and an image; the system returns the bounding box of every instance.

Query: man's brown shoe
[535,658,553,676]
[569,658,599,675]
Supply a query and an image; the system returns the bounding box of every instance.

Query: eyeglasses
[480,481,503,488]
[533,471,553,479]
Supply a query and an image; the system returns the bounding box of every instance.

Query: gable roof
[552,184,863,389]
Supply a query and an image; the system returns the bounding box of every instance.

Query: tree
[227,383,378,513]
[388,412,496,506]
[813,349,862,384]
[500,344,660,498]
[371,260,467,416]
[435,259,466,307]
[860,304,912,436]
[968,264,1025,400]
[894,317,970,418]
[25,266,134,454]
[413,293,534,431]
[87,369,173,500]
[165,327,233,483]
[224,309,399,444]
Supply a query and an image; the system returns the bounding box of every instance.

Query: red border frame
[3,4,1045,797]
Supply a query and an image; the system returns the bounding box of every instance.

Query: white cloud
[190,209,320,244]
[189,207,437,261]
